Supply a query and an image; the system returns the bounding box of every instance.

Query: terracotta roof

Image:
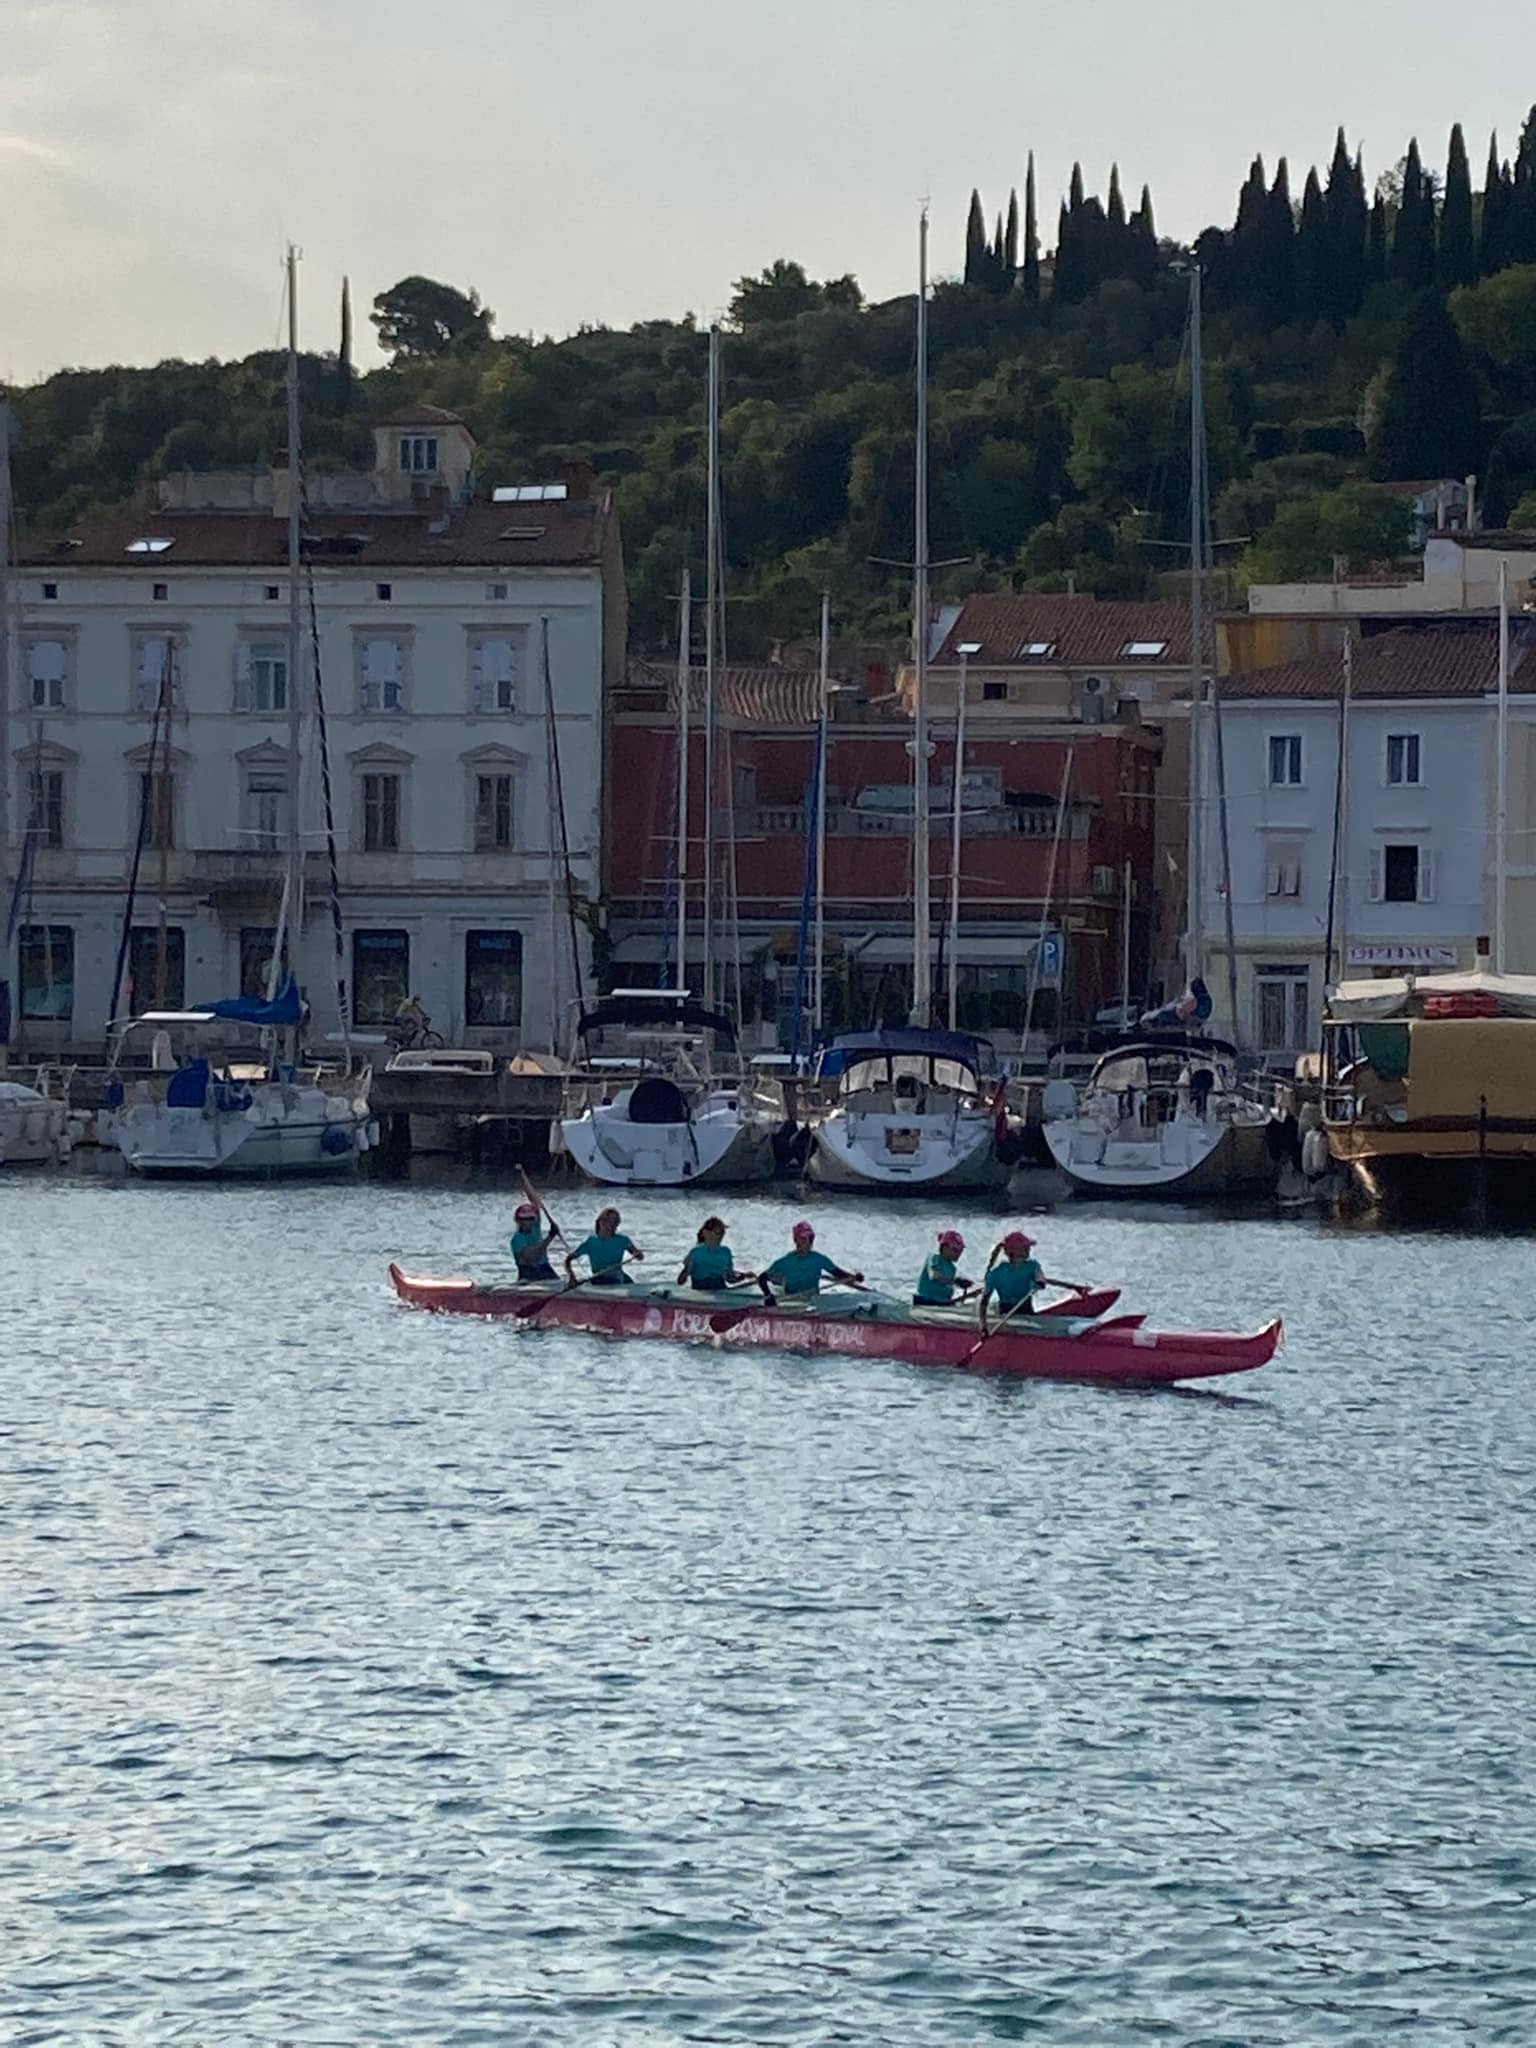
[932,593,1191,667]
[20,499,606,571]
[1223,621,1535,700]
[1447,530,1536,552]
[628,661,824,726]
[374,404,468,428]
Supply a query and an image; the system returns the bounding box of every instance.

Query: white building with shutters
[2,408,625,1056]
[1192,622,1535,1059]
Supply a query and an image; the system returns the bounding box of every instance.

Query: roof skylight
[1018,640,1057,658]
[126,537,174,554]
[1122,639,1168,657]
[491,484,569,503]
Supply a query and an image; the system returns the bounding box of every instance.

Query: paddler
[913,1229,974,1308]
[677,1216,752,1292]
[759,1220,863,1303]
[978,1230,1059,1332]
[564,1206,644,1286]
[509,1200,558,1282]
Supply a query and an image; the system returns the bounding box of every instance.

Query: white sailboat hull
[809,1108,1006,1193]
[560,1100,777,1189]
[1043,1112,1276,1198]
[0,1087,73,1167]
[108,1086,375,1179]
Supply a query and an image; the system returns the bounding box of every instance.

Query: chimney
[561,456,595,502]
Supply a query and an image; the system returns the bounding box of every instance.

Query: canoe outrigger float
[387,1266,1281,1387]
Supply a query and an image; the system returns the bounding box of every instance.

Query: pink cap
[514,1202,539,1221]
[1002,1231,1035,1255]
[938,1230,965,1255]
[791,1220,816,1242]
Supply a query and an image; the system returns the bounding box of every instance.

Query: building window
[26,637,69,711]
[465,930,523,1029]
[152,582,169,602]
[132,632,182,712]
[1386,732,1422,786]
[243,765,289,852]
[1267,734,1303,787]
[128,925,186,1010]
[20,925,74,1020]
[474,773,515,850]
[982,681,1009,702]
[376,582,393,602]
[264,584,281,601]
[356,635,404,713]
[486,581,509,601]
[240,927,278,1000]
[469,632,522,713]
[353,929,410,1025]
[399,436,439,474]
[138,769,176,849]
[26,769,65,849]
[361,771,401,852]
[42,582,58,601]
[1255,966,1310,1052]
[237,640,288,713]
[1264,844,1303,898]
[1379,843,1434,903]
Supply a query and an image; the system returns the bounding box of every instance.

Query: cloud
[0,133,71,168]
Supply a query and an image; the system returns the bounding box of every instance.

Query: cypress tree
[1069,161,1085,214]
[1137,182,1156,244]
[1229,154,1269,304]
[1295,167,1330,324]
[1439,124,1476,288]
[1480,134,1510,275]
[337,275,354,411]
[1129,182,1158,286]
[1370,289,1484,480]
[1053,199,1075,303]
[1511,104,1536,264]
[1022,153,1041,301]
[1004,188,1019,280]
[1366,192,1389,287]
[1108,163,1126,229]
[964,189,987,287]
[1078,196,1109,296]
[1323,130,1357,321]
[1394,138,1438,292]
[1255,158,1296,326]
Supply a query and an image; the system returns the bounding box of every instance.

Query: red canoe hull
[386,1267,1280,1386]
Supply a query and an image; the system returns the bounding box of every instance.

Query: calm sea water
[3,1170,1534,2045]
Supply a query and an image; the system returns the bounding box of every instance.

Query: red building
[605,636,1164,1047]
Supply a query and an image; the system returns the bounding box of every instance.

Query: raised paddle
[518,1168,565,1245]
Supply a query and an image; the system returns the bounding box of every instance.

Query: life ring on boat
[321,1124,356,1156]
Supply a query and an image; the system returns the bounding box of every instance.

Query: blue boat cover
[818,1027,995,1078]
[165,1059,210,1108]
[196,977,304,1028]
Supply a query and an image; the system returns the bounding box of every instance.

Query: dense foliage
[10,113,1536,655]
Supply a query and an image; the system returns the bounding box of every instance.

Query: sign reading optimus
[1345,944,1459,969]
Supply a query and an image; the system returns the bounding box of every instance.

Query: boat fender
[321,1124,356,1156]
[1301,1127,1331,1180]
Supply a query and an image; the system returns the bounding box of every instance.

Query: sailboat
[101,249,374,1179]
[1042,262,1277,1201]
[806,210,1007,1194]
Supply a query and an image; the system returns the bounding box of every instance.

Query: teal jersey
[684,1242,736,1284]
[510,1225,548,1266]
[915,1252,960,1305]
[764,1248,838,1295]
[574,1231,635,1273]
[983,1257,1042,1308]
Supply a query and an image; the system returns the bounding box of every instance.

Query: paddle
[518,1168,565,1246]
[964,1288,1037,1364]
[514,1256,636,1320]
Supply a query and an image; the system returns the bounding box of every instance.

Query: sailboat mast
[702,326,720,1009]
[814,590,830,1032]
[1185,263,1205,992]
[0,405,13,1047]
[284,243,304,999]
[675,567,691,990]
[946,649,967,1030]
[1496,559,1510,973]
[911,208,932,1026]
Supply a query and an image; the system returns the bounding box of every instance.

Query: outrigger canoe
[387,1265,1281,1387]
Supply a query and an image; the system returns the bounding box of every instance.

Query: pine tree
[1480,134,1509,275]
[1004,188,1019,280]
[1366,192,1389,287]
[337,275,354,411]
[1295,168,1330,324]
[1370,289,1484,481]
[1393,138,1436,292]
[964,189,987,287]
[1439,124,1476,288]
[1022,153,1041,301]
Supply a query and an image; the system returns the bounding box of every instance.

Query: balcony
[749,803,1076,840]
[192,847,331,909]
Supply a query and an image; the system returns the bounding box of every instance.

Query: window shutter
[1266,858,1281,898]
[1368,849,1383,902]
[235,641,252,712]
[1418,848,1436,903]
[470,640,487,713]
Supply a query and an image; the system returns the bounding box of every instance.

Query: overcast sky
[0,0,1528,383]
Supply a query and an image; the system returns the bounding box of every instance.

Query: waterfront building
[3,411,624,1056]
[606,613,1163,1046]
[1193,621,1535,1059]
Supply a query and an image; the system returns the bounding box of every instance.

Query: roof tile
[933,593,1192,667]
[1223,621,1534,700]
